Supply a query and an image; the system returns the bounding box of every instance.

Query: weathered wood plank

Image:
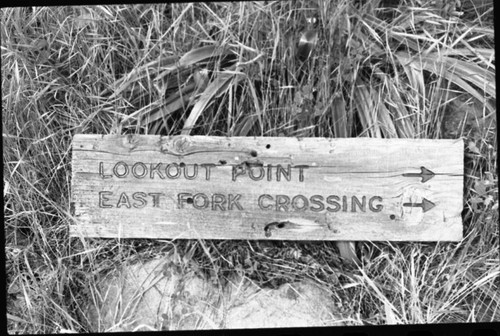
[70,135,463,241]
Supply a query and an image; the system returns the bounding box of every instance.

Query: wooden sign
[70,135,463,241]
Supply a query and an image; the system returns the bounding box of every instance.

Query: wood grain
[71,135,463,241]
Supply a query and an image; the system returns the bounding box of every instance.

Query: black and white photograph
[2,1,498,333]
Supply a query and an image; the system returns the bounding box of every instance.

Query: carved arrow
[403,198,436,213]
[403,166,435,183]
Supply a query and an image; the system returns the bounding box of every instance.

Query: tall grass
[2,1,497,332]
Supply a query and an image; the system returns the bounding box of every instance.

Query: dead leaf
[468,141,481,154]
[474,180,488,197]
[483,195,494,207]
[470,196,483,212]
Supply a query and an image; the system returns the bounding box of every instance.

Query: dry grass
[2,1,498,332]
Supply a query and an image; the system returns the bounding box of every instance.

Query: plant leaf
[236,77,263,136]
[353,80,382,138]
[147,90,194,125]
[178,45,229,68]
[377,100,398,138]
[372,67,415,138]
[331,95,348,138]
[181,72,237,135]
[396,52,495,115]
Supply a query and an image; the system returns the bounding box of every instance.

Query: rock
[87,256,344,331]
[87,258,221,331]
[223,275,344,329]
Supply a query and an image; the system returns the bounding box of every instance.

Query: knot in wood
[175,136,190,153]
[162,136,192,155]
[122,134,138,150]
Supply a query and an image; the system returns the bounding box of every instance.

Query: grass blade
[181,72,237,135]
[178,45,230,68]
[331,95,348,138]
